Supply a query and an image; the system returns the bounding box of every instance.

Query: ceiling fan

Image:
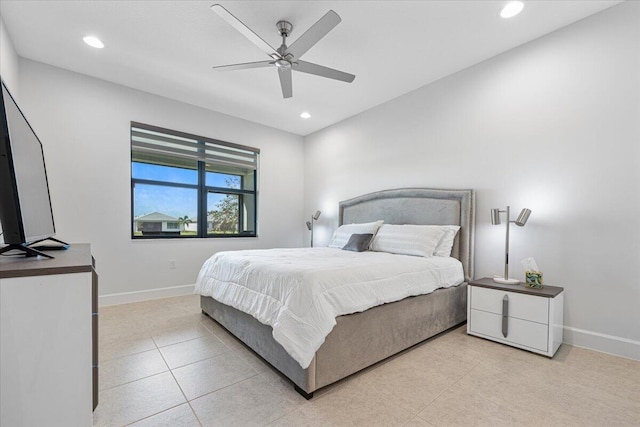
[210,4,355,99]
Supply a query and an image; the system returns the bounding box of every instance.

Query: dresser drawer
[469,309,549,352]
[470,286,549,324]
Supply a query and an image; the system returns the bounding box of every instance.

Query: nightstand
[467,277,564,357]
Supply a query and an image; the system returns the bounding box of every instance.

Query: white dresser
[0,244,97,426]
[467,277,564,357]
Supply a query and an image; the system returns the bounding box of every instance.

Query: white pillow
[433,225,461,257]
[328,220,384,248]
[370,224,446,257]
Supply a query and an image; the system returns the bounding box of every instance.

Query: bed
[198,187,475,398]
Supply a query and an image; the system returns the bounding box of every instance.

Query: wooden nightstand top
[469,277,564,298]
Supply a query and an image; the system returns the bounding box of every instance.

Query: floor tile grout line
[186,401,205,427]
[99,367,171,393]
[150,331,216,350]
[98,356,129,366]
[152,330,233,369]
[407,357,485,420]
[185,372,262,404]
[99,346,158,364]
[166,341,256,373]
[161,348,234,371]
[157,345,187,400]
[263,404,302,427]
[156,332,264,420]
[151,335,212,350]
[156,342,205,427]
[156,330,226,350]
[121,402,189,427]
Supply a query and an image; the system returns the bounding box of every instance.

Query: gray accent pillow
[328,220,383,248]
[342,233,374,252]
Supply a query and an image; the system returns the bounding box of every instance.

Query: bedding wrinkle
[195,247,463,368]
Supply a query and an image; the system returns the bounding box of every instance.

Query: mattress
[194,247,464,368]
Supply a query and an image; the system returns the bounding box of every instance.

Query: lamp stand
[494,206,520,285]
[306,210,321,248]
[310,215,315,248]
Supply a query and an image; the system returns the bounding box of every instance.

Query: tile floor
[94,295,640,426]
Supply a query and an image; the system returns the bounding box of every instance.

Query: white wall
[0,15,19,96]
[304,2,640,359]
[17,59,305,298]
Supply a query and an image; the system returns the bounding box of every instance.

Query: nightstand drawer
[470,286,549,324]
[469,309,549,352]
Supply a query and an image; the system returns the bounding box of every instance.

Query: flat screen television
[0,79,61,258]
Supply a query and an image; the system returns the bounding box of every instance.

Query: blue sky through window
[132,162,197,184]
[134,184,197,219]
[132,163,241,219]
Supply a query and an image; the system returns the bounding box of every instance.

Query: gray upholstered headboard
[339,188,475,282]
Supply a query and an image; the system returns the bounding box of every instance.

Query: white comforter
[194,247,464,368]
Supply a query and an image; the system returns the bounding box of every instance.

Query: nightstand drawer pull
[502,295,509,337]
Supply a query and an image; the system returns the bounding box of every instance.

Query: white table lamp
[306,210,321,247]
[491,206,532,284]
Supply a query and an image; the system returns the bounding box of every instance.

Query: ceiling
[0,1,621,136]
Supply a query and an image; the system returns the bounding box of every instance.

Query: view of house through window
[131,123,259,238]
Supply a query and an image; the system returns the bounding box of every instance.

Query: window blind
[131,122,259,172]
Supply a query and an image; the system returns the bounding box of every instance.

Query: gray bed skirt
[201,282,467,396]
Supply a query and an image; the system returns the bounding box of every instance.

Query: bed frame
[201,188,475,398]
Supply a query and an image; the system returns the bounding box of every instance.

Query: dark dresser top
[0,244,93,279]
[469,277,564,298]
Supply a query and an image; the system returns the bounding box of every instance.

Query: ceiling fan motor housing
[275,59,292,70]
[276,20,293,37]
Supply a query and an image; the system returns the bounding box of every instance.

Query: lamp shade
[313,210,322,220]
[490,208,501,225]
[305,221,312,230]
[515,208,532,226]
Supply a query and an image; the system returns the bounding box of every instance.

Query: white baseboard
[563,326,640,361]
[99,284,195,307]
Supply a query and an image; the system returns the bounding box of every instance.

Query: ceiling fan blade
[286,10,341,59]
[211,4,279,58]
[213,61,274,71]
[278,68,292,99]
[295,60,355,83]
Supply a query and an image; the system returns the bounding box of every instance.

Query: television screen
[0,80,56,246]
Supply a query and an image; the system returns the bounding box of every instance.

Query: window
[131,122,259,238]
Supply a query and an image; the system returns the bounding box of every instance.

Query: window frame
[130,122,258,240]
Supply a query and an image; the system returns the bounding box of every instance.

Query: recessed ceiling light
[300,112,311,119]
[83,36,104,49]
[500,1,524,18]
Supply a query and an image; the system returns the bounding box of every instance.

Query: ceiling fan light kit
[211,4,355,98]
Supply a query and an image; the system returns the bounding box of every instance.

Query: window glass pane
[133,183,198,236]
[242,170,255,191]
[239,193,256,234]
[207,192,239,235]
[205,163,255,191]
[206,172,241,189]
[132,161,197,185]
[206,192,256,235]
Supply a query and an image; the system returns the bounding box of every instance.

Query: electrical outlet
[169,259,176,270]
